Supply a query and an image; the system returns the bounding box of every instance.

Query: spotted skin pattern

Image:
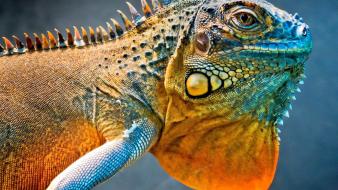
[0,0,312,189]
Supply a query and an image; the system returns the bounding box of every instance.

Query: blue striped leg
[47,118,159,190]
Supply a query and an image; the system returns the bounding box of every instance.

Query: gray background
[0,0,337,189]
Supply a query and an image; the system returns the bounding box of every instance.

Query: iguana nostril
[195,31,210,54]
[302,27,308,37]
[296,24,308,37]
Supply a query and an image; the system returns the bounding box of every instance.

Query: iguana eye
[230,9,259,30]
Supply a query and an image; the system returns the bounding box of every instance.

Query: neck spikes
[73,26,85,47]
[2,37,15,55]
[0,0,164,57]
[141,0,153,18]
[24,33,34,51]
[47,31,57,49]
[12,35,25,54]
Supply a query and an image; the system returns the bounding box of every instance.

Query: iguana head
[155,0,312,189]
[166,0,312,123]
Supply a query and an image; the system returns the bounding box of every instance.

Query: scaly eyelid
[224,6,258,20]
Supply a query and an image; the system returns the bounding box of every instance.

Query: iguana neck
[93,1,203,119]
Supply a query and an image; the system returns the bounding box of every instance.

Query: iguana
[0,0,312,189]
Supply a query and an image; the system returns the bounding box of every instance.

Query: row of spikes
[0,0,162,56]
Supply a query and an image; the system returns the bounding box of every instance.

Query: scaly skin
[0,0,312,190]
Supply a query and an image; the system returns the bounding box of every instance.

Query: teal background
[0,0,337,189]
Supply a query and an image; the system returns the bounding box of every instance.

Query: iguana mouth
[241,41,312,55]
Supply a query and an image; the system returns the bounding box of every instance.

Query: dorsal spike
[41,34,50,50]
[73,26,85,47]
[111,18,124,36]
[54,28,67,48]
[47,31,57,49]
[33,33,42,50]
[2,37,15,54]
[24,33,35,51]
[141,0,153,18]
[126,2,143,24]
[106,22,116,40]
[73,26,81,41]
[0,43,4,56]
[12,35,26,53]
[96,27,103,43]
[81,26,90,45]
[151,0,162,12]
[66,28,74,47]
[99,26,110,42]
[89,26,96,44]
[117,10,134,31]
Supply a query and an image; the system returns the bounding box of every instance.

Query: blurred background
[0,0,337,189]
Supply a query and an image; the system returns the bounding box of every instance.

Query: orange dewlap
[152,118,279,190]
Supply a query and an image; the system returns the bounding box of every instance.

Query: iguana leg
[47,114,160,190]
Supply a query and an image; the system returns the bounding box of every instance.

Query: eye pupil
[238,13,254,26]
[240,13,249,23]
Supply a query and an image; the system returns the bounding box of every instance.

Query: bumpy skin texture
[0,0,312,190]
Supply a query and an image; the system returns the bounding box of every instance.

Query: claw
[117,10,134,30]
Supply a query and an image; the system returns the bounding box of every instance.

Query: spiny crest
[0,0,163,57]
